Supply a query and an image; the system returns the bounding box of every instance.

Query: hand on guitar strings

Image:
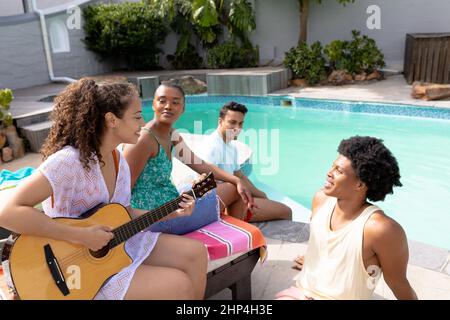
[76,225,115,251]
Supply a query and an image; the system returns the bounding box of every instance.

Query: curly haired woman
[0,78,207,300]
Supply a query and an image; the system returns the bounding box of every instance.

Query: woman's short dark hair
[219,101,248,119]
[159,83,185,99]
[338,136,402,202]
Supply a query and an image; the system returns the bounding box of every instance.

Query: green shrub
[207,41,257,69]
[284,41,326,85]
[324,30,385,74]
[324,39,349,71]
[0,89,13,127]
[83,2,168,70]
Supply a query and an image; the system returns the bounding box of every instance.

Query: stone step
[128,76,159,101]
[207,68,290,96]
[19,120,52,153]
[15,110,52,128]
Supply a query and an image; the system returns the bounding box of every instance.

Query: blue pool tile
[145,95,450,121]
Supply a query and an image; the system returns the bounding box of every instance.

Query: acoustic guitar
[1,173,217,300]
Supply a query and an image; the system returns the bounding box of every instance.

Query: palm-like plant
[228,0,255,47]
[150,0,256,47]
[192,0,219,27]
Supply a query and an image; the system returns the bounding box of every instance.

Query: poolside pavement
[271,74,450,109]
[8,73,450,121]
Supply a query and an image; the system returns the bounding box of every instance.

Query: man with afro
[277,136,418,300]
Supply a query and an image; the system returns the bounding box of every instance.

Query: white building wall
[249,0,450,70]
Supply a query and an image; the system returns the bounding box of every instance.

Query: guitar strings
[57,190,197,267]
[57,186,211,267]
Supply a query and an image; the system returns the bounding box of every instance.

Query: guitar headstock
[192,172,217,198]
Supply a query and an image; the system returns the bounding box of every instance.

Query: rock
[327,70,353,86]
[12,138,25,159]
[2,125,24,158]
[354,73,367,81]
[162,76,207,95]
[1,147,13,162]
[290,79,308,87]
[412,82,450,101]
[411,81,427,99]
[2,125,19,146]
[366,70,383,81]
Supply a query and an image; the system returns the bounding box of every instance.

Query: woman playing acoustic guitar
[0,78,207,300]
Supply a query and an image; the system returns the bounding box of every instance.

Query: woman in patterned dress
[0,78,207,300]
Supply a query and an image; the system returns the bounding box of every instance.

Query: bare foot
[292,255,304,270]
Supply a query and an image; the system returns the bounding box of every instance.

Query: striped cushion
[182,215,267,261]
[0,266,15,300]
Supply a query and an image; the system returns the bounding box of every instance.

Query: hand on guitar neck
[133,193,196,222]
[71,193,195,252]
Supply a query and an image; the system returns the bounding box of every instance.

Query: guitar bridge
[44,244,70,296]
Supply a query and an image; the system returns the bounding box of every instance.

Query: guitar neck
[109,190,194,248]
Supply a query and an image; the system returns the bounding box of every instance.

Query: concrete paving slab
[408,239,449,273]
[252,220,310,243]
[271,75,450,109]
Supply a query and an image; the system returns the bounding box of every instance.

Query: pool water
[143,101,450,250]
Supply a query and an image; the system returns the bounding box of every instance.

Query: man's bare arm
[310,190,328,220]
[234,170,267,198]
[293,190,328,270]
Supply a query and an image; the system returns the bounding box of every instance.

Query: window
[48,18,70,53]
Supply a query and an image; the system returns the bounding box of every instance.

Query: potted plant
[0,89,13,154]
[0,88,13,127]
[0,89,23,161]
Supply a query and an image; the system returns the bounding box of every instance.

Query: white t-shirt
[199,129,240,174]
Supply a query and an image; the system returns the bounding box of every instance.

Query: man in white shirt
[200,101,292,222]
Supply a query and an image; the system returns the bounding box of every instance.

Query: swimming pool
[143,96,450,250]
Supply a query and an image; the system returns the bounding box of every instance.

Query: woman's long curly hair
[41,78,138,170]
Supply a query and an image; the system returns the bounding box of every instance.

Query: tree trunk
[298,0,309,44]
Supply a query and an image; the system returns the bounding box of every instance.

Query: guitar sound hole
[89,245,110,259]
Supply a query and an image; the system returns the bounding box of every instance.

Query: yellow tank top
[296,197,382,300]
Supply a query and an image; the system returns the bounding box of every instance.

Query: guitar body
[2,203,133,300]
